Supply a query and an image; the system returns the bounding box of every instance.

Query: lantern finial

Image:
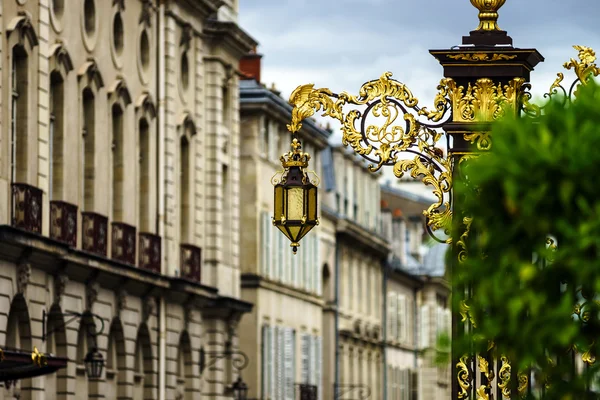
[280,138,310,169]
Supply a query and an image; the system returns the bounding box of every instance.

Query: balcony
[11,183,42,234]
[296,384,318,400]
[111,222,136,265]
[81,212,108,257]
[138,233,161,273]
[50,201,78,246]
[180,244,201,282]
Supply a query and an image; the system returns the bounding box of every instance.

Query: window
[222,85,230,129]
[261,117,270,158]
[82,89,95,211]
[388,292,397,340]
[420,305,430,349]
[112,105,124,221]
[222,164,231,263]
[261,325,272,398]
[397,294,407,342]
[49,73,65,200]
[11,46,28,183]
[180,136,191,242]
[139,119,151,232]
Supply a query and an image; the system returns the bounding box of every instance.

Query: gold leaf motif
[447,53,517,62]
[476,385,490,400]
[457,217,473,263]
[518,374,529,397]
[582,343,596,365]
[447,78,525,123]
[564,45,600,85]
[457,355,472,399]
[498,356,511,398]
[464,132,492,151]
[32,346,47,367]
[287,84,341,133]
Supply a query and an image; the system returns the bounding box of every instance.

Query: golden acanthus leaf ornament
[564,45,600,84]
[457,355,472,399]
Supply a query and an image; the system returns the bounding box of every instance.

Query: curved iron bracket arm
[42,309,105,342]
[199,342,249,374]
[334,383,371,399]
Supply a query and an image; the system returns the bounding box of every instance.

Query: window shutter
[292,331,297,398]
[262,325,269,398]
[301,334,309,383]
[398,294,406,343]
[278,327,285,399]
[309,336,317,386]
[315,336,322,400]
[284,328,293,400]
[269,326,275,398]
[420,305,430,349]
[388,293,397,340]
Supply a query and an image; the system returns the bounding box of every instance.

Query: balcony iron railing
[138,232,161,273]
[50,201,78,246]
[111,222,136,265]
[11,183,42,234]
[81,212,108,256]
[180,244,201,282]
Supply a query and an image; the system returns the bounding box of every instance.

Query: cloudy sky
[240,0,600,105]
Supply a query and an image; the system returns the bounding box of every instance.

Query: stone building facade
[381,183,451,400]
[320,146,388,400]
[237,52,331,400]
[0,0,256,399]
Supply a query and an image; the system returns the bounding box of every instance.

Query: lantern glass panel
[287,226,301,241]
[277,225,293,241]
[307,186,317,221]
[274,185,284,221]
[286,187,304,220]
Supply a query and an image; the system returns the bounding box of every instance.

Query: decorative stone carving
[140,0,153,27]
[117,289,128,314]
[86,282,100,310]
[143,296,157,322]
[180,23,192,51]
[16,262,31,295]
[54,274,69,306]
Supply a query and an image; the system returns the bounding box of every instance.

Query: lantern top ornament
[470,0,506,31]
[281,138,311,169]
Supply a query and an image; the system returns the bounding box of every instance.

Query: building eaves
[381,182,433,206]
[240,80,332,144]
[203,19,258,58]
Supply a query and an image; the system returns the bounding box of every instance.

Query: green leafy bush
[454,81,600,398]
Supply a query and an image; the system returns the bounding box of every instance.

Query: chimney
[239,46,263,82]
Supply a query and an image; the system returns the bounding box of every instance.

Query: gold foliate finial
[280,138,311,169]
[470,0,507,31]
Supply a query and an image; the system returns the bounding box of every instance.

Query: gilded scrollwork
[448,53,517,62]
[286,72,454,240]
[564,45,600,85]
[457,355,472,399]
[457,217,473,263]
[498,356,511,398]
[448,78,525,123]
[464,132,492,151]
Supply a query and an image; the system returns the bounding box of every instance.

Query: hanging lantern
[273,138,319,254]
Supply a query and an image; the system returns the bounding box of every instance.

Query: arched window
[7,14,38,185]
[175,332,193,400]
[78,60,104,212]
[179,117,195,244]
[133,324,155,400]
[11,46,28,183]
[108,80,132,223]
[50,73,64,200]
[82,89,96,211]
[48,43,73,202]
[135,93,157,233]
[6,295,33,399]
[75,313,98,399]
[46,305,68,399]
[112,104,124,221]
[105,320,127,399]
[180,136,191,243]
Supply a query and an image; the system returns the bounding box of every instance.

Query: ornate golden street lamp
[272,0,599,397]
[272,137,319,254]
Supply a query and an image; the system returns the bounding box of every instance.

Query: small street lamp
[272,138,319,254]
[83,347,104,379]
[231,376,248,400]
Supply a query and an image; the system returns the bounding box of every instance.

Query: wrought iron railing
[296,383,318,400]
[50,201,78,246]
[180,244,201,282]
[138,232,161,273]
[11,183,42,234]
[81,212,108,256]
[111,222,136,265]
